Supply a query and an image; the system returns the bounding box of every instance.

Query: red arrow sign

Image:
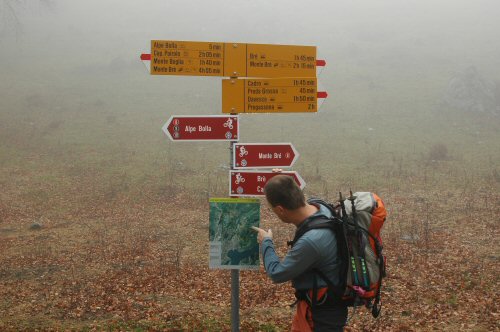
[233,143,299,169]
[229,170,306,197]
[162,115,239,141]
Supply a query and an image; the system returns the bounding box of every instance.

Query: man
[252,175,347,332]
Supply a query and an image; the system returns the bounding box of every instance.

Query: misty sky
[1,0,499,80]
[0,0,499,192]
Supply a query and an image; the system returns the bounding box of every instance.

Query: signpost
[222,78,324,113]
[162,115,239,141]
[233,143,299,169]
[229,170,306,197]
[143,38,326,332]
[149,40,317,77]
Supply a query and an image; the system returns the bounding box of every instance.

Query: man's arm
[251,226,322,283]
[261,236,320,283]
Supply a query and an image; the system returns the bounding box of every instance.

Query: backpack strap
[287,216,335,247]
[308,198,339,216]
[312,267,346,299]
[287,198,339,247]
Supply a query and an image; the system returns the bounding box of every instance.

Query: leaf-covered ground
[0,178,498,331]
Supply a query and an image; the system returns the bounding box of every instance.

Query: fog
[1,0,499,176]
[1,2,500,329]
[2,0,500,82]
[0,0,500,160]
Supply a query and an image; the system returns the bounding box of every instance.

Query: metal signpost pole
[231,267,240,331]
[229,137,240,332]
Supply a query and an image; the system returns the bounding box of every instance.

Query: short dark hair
[264,175,305,210]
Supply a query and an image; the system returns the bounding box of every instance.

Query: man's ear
[274,205,285,215]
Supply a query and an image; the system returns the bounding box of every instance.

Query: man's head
[264,175,305,211]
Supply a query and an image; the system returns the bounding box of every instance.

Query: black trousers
[311,303,348,332]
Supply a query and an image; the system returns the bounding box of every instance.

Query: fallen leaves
[0,185,499,331]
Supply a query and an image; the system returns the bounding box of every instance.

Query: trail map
[209,198,260,269]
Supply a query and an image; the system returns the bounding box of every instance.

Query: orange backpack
[340,192,387,316]
[290,192,387,317]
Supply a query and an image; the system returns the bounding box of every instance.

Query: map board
[150,40,316,77]
[209,198,260,270]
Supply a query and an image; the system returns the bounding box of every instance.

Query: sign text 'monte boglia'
[150,40,316,78]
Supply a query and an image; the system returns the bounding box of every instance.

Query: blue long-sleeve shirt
[261,204,341,290]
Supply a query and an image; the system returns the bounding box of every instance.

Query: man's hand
[251,226,273,244]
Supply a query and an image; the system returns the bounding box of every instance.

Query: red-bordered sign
[162,115,239,141]
[229,170,306,197]
[233,143,299,169]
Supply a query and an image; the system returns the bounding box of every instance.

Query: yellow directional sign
[150,40,316,78]
[222,78,318,113]
[239,44,316,78]
[151,40,224,76]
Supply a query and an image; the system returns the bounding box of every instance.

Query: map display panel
[209,198,260,270]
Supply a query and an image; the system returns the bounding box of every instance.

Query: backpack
[288,192,387,318]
